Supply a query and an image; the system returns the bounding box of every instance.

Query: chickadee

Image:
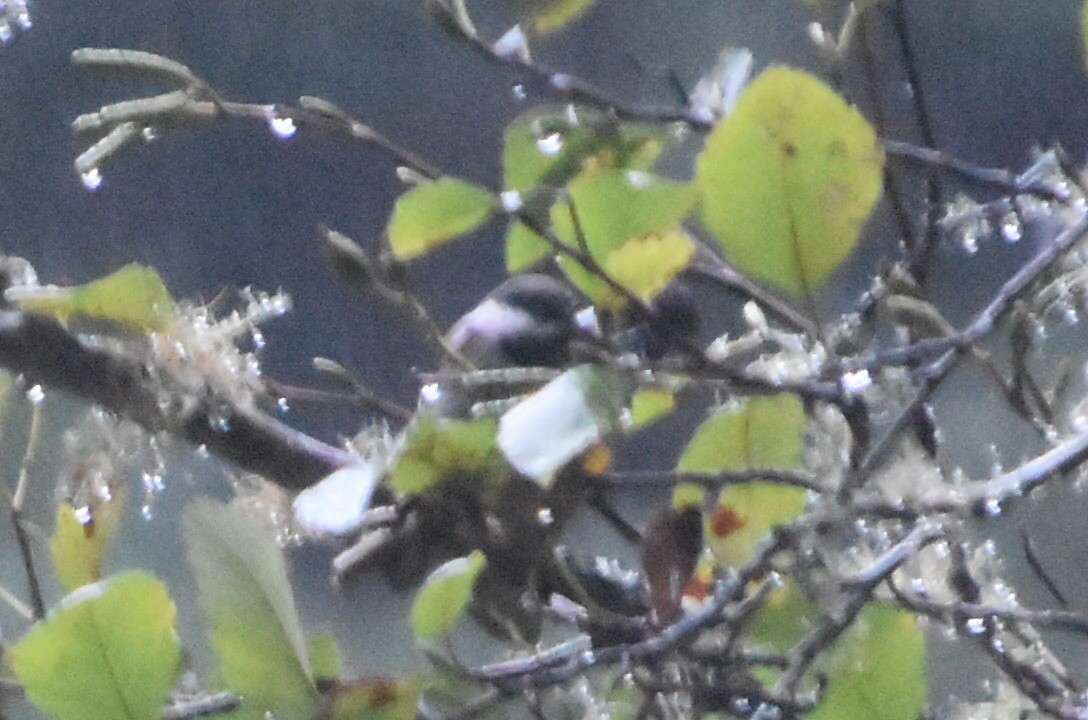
[446,273,585,369]
[422,274,590,417]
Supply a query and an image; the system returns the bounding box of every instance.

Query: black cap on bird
[445,273,586,369]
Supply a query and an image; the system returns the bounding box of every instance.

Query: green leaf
[502,108,662,194]
[498,365,631,483]
[552,170,696,308]
[7,264,176,333]
[182,497,315,720]
[678,395,807,565]
[387,177,496,260]
[530,0,601,33]
[9,572,180,720]
[747,578,817,653]
[307,632,342,683]
[696,66,883,296]
[505,219,551,272]
[388,417,503,496]
[330,678,422,720]
[50,496,125,593]
[410,550,487,641]
[629,389,675,430]
[811,603,927,720]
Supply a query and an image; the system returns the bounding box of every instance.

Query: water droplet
[536,506,554,525]
[840,368,872,395]
[500,189,523,213]
[626,170,651,188]
[0,23,12,43]
[74,505,93,527]
[142,126,158,142]
[511,84,527,101]
[535,132,563,157]
[266,107,297,140]
[493,25,528,61]
[981,497,1002,517]
[80,167,103,191]
[196,444,210,458]
[959,227,980,255]
[208,411,231,433]
[141,503,155,521]
[25,384,44,404]
[965,617,988,635]
[1000,212,1022,243]
[277,397,290,414]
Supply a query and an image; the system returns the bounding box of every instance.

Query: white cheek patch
[447,298,534,348]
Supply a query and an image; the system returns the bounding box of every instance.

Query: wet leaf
[696,67,883,296]
[498,365,631,483]
[530,0,601,33]
[329,678,421,720]
[9,572,180,720]
[7,264,176,333]
[50,497,125,593]
[629,389,675,430]
[677,395,807,565]
[552,170,695,308]
[411,550,486,641]
[388,417,502,496]
[811,603,926,720]
[183,497,315,720]
[387,177,496,260]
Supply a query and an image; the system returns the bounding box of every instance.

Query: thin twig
[13,401,45,620]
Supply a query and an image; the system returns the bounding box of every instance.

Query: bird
[420,273,590,418]
[445,273,585,369]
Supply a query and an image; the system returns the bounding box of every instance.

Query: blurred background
[0,0,1087,715]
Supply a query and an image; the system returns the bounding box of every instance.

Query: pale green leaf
[531,0,601,33]
[307,632,342,683]
[498,365,631,483]
[411,550,487,641]
[7,264,176,333]
[50,495,125,593]
[502,108,662,194]
[505,220,551,272]
[747,579,817,653]
[387,178,496,260]
[605,228,695,303]
[629,389,675,430]
[696,66,883,296]
[388,417,502,496]
[330,678,422,720]
[10,572,180,720]
[678,395,807,565]
[811,603,927,720]
[552,170,695,307]
[183,497,315,720]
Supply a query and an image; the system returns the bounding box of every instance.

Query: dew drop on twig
[265,106,297,140]
[80,167,103,191]
[25,384,44,404]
